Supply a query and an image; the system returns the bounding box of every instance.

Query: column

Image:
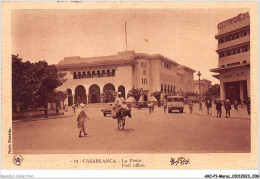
[247,79,250,97]
[220,81,226,100]
[239,81,244,101]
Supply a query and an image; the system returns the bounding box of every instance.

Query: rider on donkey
[115,92,128,114]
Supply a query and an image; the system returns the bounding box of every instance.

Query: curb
[12,114,76,123]
[193,112,250,120]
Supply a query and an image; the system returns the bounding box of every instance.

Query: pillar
[220,80,226,100]
[239,81,244,101]
[247,79,250,97]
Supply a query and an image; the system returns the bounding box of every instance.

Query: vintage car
[167,96,184,113]
[101,103,115,117]
[136,101,148,109]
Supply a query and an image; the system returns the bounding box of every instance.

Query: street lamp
[197,71,202,110]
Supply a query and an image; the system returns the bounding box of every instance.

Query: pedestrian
[234,100,239,110]
[77,103,89,138]
[216,99,222,118]
[188,100,194,114]
[148,102,152,114]
[151,101,154,112]
[206,98,212,115]
[224,99,231,118]
[241,99,244,108]
[72,104,76,113]
[56,105,59,116]
[246,97,251,115]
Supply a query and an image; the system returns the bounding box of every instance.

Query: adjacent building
[56,51,196,105]
[210,12,250,102]
[194,78,212,100]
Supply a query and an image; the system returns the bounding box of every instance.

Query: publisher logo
[13,155,23,166]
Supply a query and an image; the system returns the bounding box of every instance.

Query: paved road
[13,105,250,154]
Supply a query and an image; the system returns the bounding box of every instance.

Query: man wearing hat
[77,103,89,138]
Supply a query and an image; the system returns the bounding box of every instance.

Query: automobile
[167,96,184,113]
[101,103,115,117]
[136,101,148,109]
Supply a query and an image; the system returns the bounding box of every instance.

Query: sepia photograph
[1,1,258,172]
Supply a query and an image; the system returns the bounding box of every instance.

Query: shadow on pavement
[116,128,135,132]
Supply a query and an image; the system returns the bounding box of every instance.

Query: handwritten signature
[170,157,190,166]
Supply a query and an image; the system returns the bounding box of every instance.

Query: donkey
[116,107,131,130]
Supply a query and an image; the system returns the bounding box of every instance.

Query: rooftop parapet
[215,12,250,38]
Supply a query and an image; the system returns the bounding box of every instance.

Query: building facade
[210,12,250,103]
[176,65,196,94]
[194,78,212,99]
[56,51,196,105]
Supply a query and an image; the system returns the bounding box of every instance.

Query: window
[78,72,81,79]
[102,70,105,77]
[87,71,91,78]
[73,72,77,79]
[92,71,95,78]
[82,71,86,78]
[97,70,101,77]
[226,51,230,56]
[141,62,147,68]
[107,69,110,77]
[112,69,115,76]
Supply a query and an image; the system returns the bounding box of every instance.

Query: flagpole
[125,21,127,51]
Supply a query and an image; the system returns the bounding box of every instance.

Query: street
[13,104,250,154]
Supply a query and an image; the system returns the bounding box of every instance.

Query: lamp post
[197,71,202,110]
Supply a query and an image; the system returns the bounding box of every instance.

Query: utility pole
[125,21,127,51]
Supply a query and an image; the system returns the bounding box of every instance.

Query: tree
[205,84,220,99]
[50,90,68,109]
[127,88,144,102]
[12,55,67,118]
[102,89,117,103]
[150,91,162,107]
[12,55,35,118]
[32,61,67,117]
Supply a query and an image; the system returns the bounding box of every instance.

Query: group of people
[215,99,231,118]
[187,97,251,118]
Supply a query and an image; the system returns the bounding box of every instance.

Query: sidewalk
[191,103,250,120]
[12,110,76,123]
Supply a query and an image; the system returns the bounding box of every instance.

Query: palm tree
[150,91,162,107]
[102,89,117,103]
[127,88,144,102]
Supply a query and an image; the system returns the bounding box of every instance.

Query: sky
[12,8,248,84]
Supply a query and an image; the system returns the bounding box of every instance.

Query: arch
[87,71,91,78]
[92,71,96,78]
[164,84,167,93]
[161,84,163,92]
[67,88,73,106]
[168,85,170,93]
[78,72,81,79]
[107,69,111,77]
[118,85,126,99]
[112,69,115,76]
[73,72,77,79]
[102,70,105,77]
[89,84,101,103]
[97,70,101,77]
[74,85,87,104]
[103,83,116,103]
[82,71,86,78]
